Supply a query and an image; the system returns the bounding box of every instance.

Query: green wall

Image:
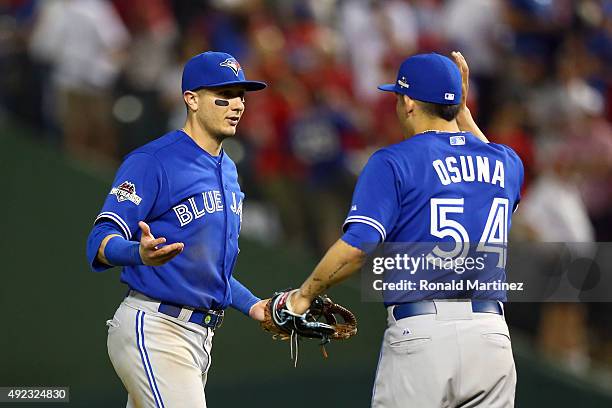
[1,123,611,407]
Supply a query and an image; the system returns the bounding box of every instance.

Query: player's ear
[397,94,415,118]
[184,91,199,112]
[404,95,415,115]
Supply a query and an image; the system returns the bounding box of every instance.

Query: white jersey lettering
[433,155,505,188]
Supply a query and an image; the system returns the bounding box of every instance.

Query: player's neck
[182,121,223,156]
[409,118,460,138]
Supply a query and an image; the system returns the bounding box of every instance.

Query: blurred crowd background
[1,0,612,386]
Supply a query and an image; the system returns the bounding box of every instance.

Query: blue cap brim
[378,84,397,92]
[197,80,267,92]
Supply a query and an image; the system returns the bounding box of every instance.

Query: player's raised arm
[451,51,489,143]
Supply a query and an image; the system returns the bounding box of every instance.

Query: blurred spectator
[487,101,536,191]
[443,0,509,128]
[516,140,595,374]
[411,0,446,51]
[287,91,361,252]
[28,0,129,161]
[0,0,39,125]
[112,0,176,92]
[558,39,612,241]
[503,0,572,59]
[111,0,177,155]
[518,147,595,243]
[339,0,417,101]
[240,77,306,248]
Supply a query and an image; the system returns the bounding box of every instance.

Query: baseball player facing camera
[86,52,268,407]
[286,52,523,407]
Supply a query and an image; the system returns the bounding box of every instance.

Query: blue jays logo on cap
[181,51,266,93]
[220,58,242,77]
[378,53,462,105]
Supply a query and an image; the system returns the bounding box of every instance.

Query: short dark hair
[417,101,461,121]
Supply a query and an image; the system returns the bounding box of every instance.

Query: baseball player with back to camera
[279,52,524,407]
[86,51,269,407]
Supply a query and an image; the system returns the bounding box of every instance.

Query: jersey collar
[179,129,225,164]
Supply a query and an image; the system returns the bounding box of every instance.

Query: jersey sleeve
[229,276,260,316]
[86,221,125,272]
[94,153,165,239]
[341,222,382,253]
[342,150,402,242]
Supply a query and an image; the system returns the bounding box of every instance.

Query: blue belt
[158,302,224,330]
[393,300,503,321]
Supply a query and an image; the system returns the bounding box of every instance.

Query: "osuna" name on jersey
[432,155,505,188]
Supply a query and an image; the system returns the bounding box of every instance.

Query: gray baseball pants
[371,300,516,407]
[106,292,214,408]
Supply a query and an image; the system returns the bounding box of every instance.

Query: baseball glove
[260,290,357,365]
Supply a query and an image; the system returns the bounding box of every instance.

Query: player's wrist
[104,236,144,266]
[298,287,318,302]
[288,289,312,315]
[248,299,266,322]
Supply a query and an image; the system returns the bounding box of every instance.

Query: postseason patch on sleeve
[110,181,142,205]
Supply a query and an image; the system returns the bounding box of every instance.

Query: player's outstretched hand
[138,221,184,266]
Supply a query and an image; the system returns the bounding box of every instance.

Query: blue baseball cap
[181,51,267,93]
[378,53,461,105]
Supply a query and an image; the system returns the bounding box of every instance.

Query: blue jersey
[343,131,523,302]
[92,130,244,310]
